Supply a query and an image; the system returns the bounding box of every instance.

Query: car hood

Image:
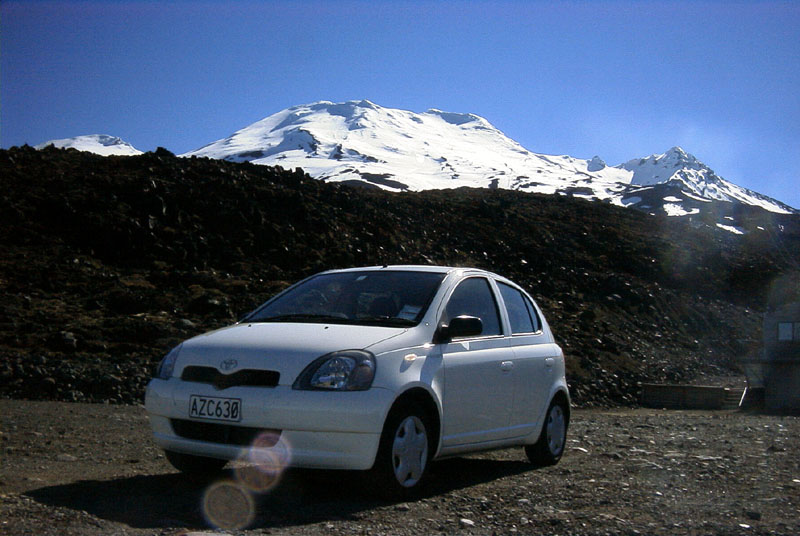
[174,322,407,385]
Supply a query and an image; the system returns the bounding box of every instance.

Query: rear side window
[444,277,502,336]
[498,282,541,334]
[524,295,542,332]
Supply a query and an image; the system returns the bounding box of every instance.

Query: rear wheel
[368,404,432,497]
[165,450,228,479]
[525,398,568,466]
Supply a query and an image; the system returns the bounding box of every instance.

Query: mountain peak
[181,100,516,184]
[663,146,701,167]
[620,147,707,186]
[312,99,380,116]
[588,155,607,172]
[425,109,488,127]
[666,145,688,157]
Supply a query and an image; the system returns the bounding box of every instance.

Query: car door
[497,282,556,434]
[438,276,516,447]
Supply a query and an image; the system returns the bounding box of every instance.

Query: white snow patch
[663,203,699,217]
[716,223,745,235]
[663,196,682,202]
[621,197,642,206]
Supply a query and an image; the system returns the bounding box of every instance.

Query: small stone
[57,454,77,462]
[61,332,77,349]
[177,318,196,328]
[459,518,475,528]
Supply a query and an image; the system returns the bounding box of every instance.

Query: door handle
[500,361,514,372]
[545,357,555,368]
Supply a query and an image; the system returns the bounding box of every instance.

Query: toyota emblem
[220,359,238,372]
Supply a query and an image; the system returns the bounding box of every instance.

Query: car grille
[170,419,280,447]
[181,366,280,390]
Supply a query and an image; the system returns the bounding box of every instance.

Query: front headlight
[156,344,182,380]
[293,350,376,391]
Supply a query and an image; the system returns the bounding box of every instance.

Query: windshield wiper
[247,314,350,323]
[355,317,416,327]
[246,314,416,327]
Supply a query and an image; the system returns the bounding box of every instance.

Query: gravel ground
[1,399,799,536]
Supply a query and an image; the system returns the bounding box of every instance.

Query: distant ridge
[35,101,797,224]
[36,134,143,156]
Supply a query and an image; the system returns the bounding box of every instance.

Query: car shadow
[26,456,537,530]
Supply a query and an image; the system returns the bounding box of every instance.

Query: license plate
[189,395,242,422]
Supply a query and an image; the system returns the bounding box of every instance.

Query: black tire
[525,398,569,466]
[368,403,433,497]
[164,450,228,479]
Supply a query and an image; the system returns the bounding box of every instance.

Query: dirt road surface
[1,399,798,535]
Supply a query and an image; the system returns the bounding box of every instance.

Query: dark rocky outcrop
[1,145,798,406]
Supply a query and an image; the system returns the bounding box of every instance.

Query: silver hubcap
[546,404,566,456]
[391,415,428,487]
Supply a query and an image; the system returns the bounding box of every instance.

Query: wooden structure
[741,302,800,412]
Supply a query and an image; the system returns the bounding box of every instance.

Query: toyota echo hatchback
[145,266,569,493]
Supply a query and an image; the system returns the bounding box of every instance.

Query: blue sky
[2,0,798,209]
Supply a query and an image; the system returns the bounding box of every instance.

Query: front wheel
[368,404,432,497]
[525,398,569,466]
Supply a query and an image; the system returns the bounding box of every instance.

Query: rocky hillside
[2,146,799,406]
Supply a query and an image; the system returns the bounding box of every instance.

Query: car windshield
[245,270,446,327]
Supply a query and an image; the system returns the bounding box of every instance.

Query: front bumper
[145,378,394,471]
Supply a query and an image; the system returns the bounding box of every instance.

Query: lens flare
[250,431,291,467]
[234,459,281,492]
[233,430,292,493]
[201,480,255,530]
[203,431,293,529]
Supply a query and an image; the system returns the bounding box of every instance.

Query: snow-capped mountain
[617,147,795,215]
[183,100,634,199]
[183,100,795,217]
[36,134,143,156]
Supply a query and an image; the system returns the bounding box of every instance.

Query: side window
[523,295,542,333]
[444,278,502,336]
[498,283,534,334]
[778,322,800,341]
[778,322,793,341]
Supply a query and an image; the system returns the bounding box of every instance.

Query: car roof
[321,265,452,274]
[318,265,507,280]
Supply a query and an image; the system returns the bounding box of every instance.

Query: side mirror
[434,315,483,343]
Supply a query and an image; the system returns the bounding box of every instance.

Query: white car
[145,266,569,494]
